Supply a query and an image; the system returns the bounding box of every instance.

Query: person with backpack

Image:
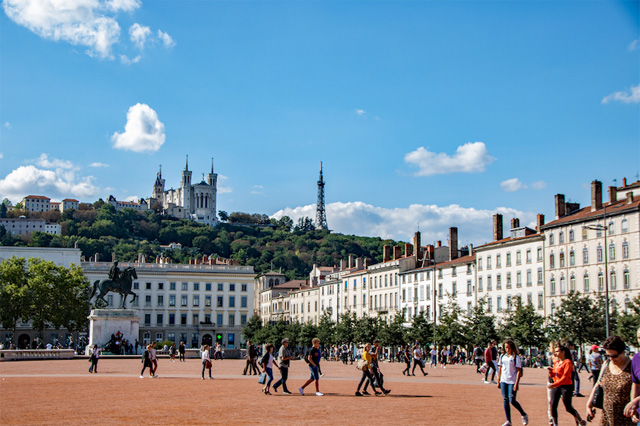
[363,339,391,395]
[356,343,385,396]
[496,340,529,426]
[474,345,484,373]
[140,344,156,378]
[402,345,412,376]
[169,344,176,362]
[299,338,323,396]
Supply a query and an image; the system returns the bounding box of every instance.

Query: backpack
[142,349,149,363]
[303,348,311,364]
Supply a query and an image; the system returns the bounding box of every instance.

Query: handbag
[479,363,488,374]
[591,360,609,410]
[258,372,267,384]
[356,359,367,371]
[205,360,212,369]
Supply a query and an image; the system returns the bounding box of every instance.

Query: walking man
[299,338,323,396]
[484,340,497,383]
[363,339,391,395]
[178,341,186,362]
[243,341,258,375]
[273,338,293,394]
[412,344,428,376]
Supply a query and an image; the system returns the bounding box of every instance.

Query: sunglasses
[605,353,620,359]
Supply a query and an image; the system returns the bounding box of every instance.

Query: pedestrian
[474,344,484,373]
[496,340,528,426]
[134,339,139,355]
[273,338,293,394]
[150,342,158,376]
[243,341,258,375]
[430,346,438,368]
[623,326,640,424]
[178,341,186,362]
[588,344,602,385]
[412,344,428,376]
[88,344,100,374]
[568,342,583,397]
[363,339,391,395]
[260,343,279,395]
[356,343,386,396]
[548,344,586,426]
[299,338,323,396]
[140,344,156,378]
[546,341,560,425]
[484,340,497,384]
[586,335,634,426]
[169,344,176,362]
[201,344,213,379]
[402,345,412,376]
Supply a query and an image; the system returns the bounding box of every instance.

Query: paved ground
[0,358,603,425]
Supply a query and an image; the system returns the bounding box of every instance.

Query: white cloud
[0,153,3,159]
[36,153,74,169]
[0,162,98,203]
[4,122,11,129]
[530,181,547,190]
[218,174,232,194]
[90,162,109,168]
[355,109,366,117]
[157,30,175,48]
[405,142,496,176]
[129,23,150,49]
[500,178,524,192]
[111,103,165,153]
[1,0,140,59]
[120,54,141,64]
[602,84,640,104]
[124,195,139,202]
[272,201,529,243]
[629,39,640,51]
[253,185,263,189]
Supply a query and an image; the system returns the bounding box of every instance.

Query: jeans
[413,359,426,374]
[89,357,98,373]
[273,367,289,392]
[265,367,274,388]
[357,369,376,392]
[572,370,580,394]
[500,382,526,423]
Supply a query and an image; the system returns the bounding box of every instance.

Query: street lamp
[583,205,610,337]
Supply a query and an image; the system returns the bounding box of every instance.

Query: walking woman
[201,345,213,380]
[548,344,586,426]
[402,345,412,376]
[546,341,560,425]
[140,344,156,378]
[586,335,635,426]
[88,344,100,373]
[149,342,158,377]
[496,340,528,426]
[355,343,389,396]
[260,343,279,395]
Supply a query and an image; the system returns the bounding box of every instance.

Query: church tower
[181,155,192,211]
[206,158,217,187]
[152,165,165,200]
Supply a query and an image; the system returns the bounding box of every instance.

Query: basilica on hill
[148,156,218,226]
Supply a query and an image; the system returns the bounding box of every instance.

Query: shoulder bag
[591,360,609,410]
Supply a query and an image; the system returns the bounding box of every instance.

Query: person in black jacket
[178,341,186,362]
[243,341,258,375]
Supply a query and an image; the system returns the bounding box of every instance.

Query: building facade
[0,217,61,237]
[21,195,51,212]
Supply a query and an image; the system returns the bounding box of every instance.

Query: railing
[83,262,255,273]
[1,349,75,361]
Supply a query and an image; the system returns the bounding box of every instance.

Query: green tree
[407,311,433,345]
[353,315,381,345]
[218,210,229,222]
[615,296,640,344]
[550,292,605,349]
[299,322,319,347]
[465,300,498,347]
[335,311,357,344]
[500,298,547,354]
[434,298,465,348]
[316,312,336,345]
[0,257,30,336]
[379,311,408,349]
[242,315,263,342]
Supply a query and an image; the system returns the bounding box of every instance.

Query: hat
[282,338,289,344]
[591,345,599,351]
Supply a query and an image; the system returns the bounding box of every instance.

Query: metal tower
[315,162,328,230]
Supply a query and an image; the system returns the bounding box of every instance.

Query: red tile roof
[62,198,79,202]
[435,254,476,267]
[25,195,50,200]
[475,232,543,250]
[543,198,640,229]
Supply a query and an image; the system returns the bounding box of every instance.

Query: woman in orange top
[547,345,586,426]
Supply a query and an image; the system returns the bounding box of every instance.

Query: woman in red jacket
[548,344,586,426]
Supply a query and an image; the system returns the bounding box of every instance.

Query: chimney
[437,240,442,248]
[383,245,391,262]
[493,214,503,241]
[413,231,422,260]
[510,218,520,229]
[448,227,458,261]
[426,245,435,260]
[356,257,363,269]
[363,258,369,268]
[555,194,566,219]
[468,244,474,256]
[591,180,602,212]
[623,177,627,187]
[405,243,413,257]
[340,259,347,270]
[608,186,617,204]
[393,246,402,260]
[627,192,634,204]
[536,214,545,232]
[348,254,353,269]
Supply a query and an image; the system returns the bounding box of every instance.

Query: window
[452,282,457,295]
[516,250,521,265]
[549,233,554,245]
[145,295,151,307]
[597,246,603,262]
[242,284,247,292]
[516,272,522,288]
[608,221,615,235]
[569,230,574,242]
[170,282,176,291]
[478,257,482,271]
[526,249,531,264]
[538,268,543,285]
[583,247,589,264]
[497,296,502,312]
[169,294,176,306]
[496,254,501,268]
[582,228,588,240]
[487,256,492,269]
[550,277,556,295]
[217,296,223,307]
[569,250,575,266]
[241,296,247,308]
[559,232,564,244]
[506,272,512,289]
[527,293,533,305]
[507,295,512,310]
[452,267,457,277]
[570,275,575,292]
[229,296,235,308]
[538,292,543,310]
[559,252,565,268]
[560,276,566,294]
[598,272,604,292]
[158,282,164,290]
[146,282,151,290]
[487,296,493,312]
[205,295,211,307]
[550,254,555,269]
[182,282,188,291]
[181,295,188,306]
[467,302,472,315]
[230,283,235,291]
[551,301,556,316]
[181,313,187,325]
[487,275,492,291]
[537,247,543,262]
[145,314,151,325]
[623,269,630,289]
[193,295,199,307]
[217,314,223,326]
[609,243,616,261]
[169,313,175,325]
[193,313,199,325]
[467,280,472,296]
[622,218,629,233]
[133,282,139,290]
[438,284,443,298]
[584,273,590,292]
[610,270,617,290]
[206,283,211,291]
[157,314,163,325]
[496,274,502,290]
[526,270,532,287]
[241,314,247,326]
[478,277,483,292]
[218,283,223,291]
[506,252,511,266]
[157,295,164,307]
[623,241,629,259]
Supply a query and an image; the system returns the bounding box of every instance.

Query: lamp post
[584,205,610,337]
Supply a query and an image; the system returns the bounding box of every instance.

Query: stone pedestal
[88,309,140,348]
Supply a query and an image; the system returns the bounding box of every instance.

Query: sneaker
[139,375,144,379]
[321,373,325,377]
[483,380,490,383]
[362,391,371,395]
[153,375,158,378]
[502,422,511,426]
[423,372,428,376]
[209,377,214,380]
[574,393,584,397]
[315,392,323,396]
[355,391,363,396]
[374,391,382,396]
[383,389,391,395]
[522,414,529,425]
[490,380,497,384]
[283,391,292,395]
[298,387,304,396]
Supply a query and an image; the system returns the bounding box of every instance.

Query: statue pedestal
[88,309,140,349]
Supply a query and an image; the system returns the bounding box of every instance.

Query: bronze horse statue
[90,266,138,309]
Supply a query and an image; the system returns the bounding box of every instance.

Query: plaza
[1,358,604,425]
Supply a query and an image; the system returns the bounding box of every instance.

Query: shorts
[309,366,320,380]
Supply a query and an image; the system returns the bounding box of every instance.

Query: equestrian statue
[90,261,138,309]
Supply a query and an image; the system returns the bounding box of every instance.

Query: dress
[599,361,634,426]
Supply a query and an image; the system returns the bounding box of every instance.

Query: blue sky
[1,0,638,245]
